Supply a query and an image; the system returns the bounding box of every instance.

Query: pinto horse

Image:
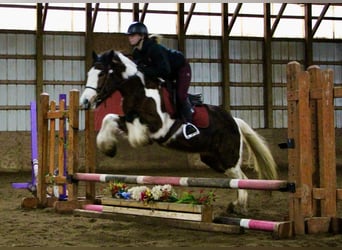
[80,50,278,212]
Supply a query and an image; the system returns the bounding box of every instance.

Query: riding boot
[180,98,200,139]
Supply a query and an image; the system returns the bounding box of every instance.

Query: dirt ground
[1,167,342,247]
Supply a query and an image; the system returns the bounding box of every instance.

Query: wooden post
[296,69,314,218]
[307,66,321,218]
[37,93,50,207]
[49,101,56,176]
[221,3,230,111]
[85,109,96,201]
[177,3,185,53]
[287,61,308,235]
[67,90,79,201]
[304,66,336,233]
[58,99,65,196]
[263,3,273,128]
[35,4,44,111]
[319,69,336,217]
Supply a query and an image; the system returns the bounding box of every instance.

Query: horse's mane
[114,51,138,76]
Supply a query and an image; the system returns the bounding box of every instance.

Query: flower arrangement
[108,182,130,199]
[128,184,178,203]
[107,182,216,205]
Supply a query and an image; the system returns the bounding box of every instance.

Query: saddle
[161,85,209,129]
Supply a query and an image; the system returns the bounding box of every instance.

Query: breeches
[176,61,191,104]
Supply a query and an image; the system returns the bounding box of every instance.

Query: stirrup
[183,122,200,140]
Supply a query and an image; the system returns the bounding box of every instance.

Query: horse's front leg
[96,114,126,157]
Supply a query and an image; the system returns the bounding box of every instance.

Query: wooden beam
[304,3,313,68]
[221,3,230,111]
[85,3,93,72]
[184,3,195,33]
[132,3,139,22]
[140,3,148,23]
[263,3,273,128]
[312,4,330,36]
[270,3,287,37]
[228,3,242,35]
[177,3,185,53]
[36,3,44,107]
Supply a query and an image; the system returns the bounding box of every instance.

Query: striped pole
[73,173,295,192]
[213,216,291,233]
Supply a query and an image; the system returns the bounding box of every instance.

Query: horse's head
[80,50,140,109]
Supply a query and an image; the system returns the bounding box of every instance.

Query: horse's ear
[92,51,97,61]
[108,50,115,60]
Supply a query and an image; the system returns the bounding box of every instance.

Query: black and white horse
[80,50,278,212]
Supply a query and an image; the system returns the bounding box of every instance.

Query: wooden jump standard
[287,61,342,235]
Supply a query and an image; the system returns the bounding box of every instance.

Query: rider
[126,21,199,139]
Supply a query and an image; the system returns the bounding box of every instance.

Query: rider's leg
[179,98,200,139]
[176,62,199,138]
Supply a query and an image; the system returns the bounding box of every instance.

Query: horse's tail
[234,118,278,180]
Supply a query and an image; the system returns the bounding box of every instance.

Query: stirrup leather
[183,122,200,139]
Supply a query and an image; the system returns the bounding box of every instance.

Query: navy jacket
[132,38,185,81]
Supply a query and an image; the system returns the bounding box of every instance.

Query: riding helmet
[126,22,148,36]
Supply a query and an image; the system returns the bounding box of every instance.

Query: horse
[79,49,278,213]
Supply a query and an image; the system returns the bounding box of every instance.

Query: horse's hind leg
[200,153,248,214]
[224,165,249,214]
[200,154,226,173]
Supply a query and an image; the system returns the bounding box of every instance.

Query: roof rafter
[140,3,149,23]
[270,3,287,37]
[91,3,100,32]
[184,3,195,34]
[312,3,330,36]
[228,3,242,35]
[41,3,48,30]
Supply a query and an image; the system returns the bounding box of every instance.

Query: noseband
[85,86,98,92]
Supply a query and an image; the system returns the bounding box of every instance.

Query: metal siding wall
[1,32,342,131]
[0,33,36,131]
[43,60,85,82]
[186,38,221,106]
[272,40,304,128]
[43,34,85,130]
[313,41,342,128]
[229,39,264,128]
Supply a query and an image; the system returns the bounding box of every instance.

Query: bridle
[86,63,124,107]
[84,64,109,106]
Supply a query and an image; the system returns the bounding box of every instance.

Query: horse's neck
[118,76,143,96]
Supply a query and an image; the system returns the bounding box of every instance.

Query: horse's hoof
[226,202,235,213]
[104,146,117,157]
[226,202,248,216]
